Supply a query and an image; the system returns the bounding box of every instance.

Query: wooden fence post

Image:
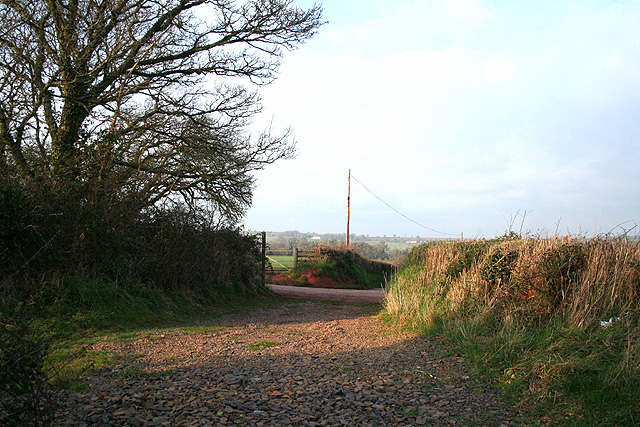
[261,231,266,288]
[293,248,298,270]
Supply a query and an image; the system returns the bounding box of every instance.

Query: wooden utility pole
[346,169,351,247]
[260,231,266,287]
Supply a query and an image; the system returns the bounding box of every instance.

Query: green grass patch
[436,317,640,426]
[118,365,150,379]
[22,277,273,341]
[47,345,117,391]
[246,340,280,351]
[268,255,295,268]
[26,279,184,340]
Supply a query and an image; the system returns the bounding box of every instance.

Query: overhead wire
[350,173,458,237]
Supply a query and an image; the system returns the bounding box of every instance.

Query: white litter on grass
[599,317,620,327]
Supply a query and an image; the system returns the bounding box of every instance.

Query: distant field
[267,255,294,269]
[363,241,417,251]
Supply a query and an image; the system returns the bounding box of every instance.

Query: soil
[267,269,356,289]
[267,284,385,304]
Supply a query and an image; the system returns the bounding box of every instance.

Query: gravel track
[54,301,524,426]
[266,284,385,303]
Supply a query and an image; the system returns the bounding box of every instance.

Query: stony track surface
[54,301,524,426]
[266,284,385,303]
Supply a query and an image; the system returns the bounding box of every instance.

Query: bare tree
[0,0,322,221]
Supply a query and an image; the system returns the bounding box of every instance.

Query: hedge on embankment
[1,184,263,312]
[284,245,395,289]
[386,236,640,426]
[1,182,264,343]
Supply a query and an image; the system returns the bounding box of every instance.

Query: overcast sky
[242,0,640,238]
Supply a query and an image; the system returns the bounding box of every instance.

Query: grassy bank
[385,236,640,426]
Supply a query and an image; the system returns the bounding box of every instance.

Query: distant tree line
[267,233,409,263]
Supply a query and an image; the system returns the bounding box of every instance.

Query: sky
[242,0,640,238]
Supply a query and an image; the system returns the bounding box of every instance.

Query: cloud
[244,0,640,236]
[435,0,495,32]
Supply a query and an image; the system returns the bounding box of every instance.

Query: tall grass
[386,236,640,426]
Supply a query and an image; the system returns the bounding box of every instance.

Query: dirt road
[55,301,523,426]
[266,284,385,303]
[53,282,526,427]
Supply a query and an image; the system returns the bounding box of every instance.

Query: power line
[350,174,458,236]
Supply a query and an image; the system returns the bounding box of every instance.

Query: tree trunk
[51,87,87,184]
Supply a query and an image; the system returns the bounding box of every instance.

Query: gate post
[293,247,299,270]
[261,231,266,288]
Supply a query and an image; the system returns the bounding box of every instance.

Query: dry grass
[386,236,640,426]
[387,236,640,327]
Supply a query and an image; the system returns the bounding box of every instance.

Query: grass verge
[385,236,640,426]
[2,278,275,396]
